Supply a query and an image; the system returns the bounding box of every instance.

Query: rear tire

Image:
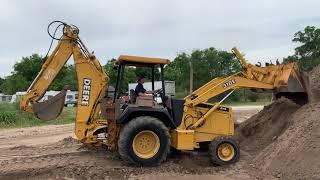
[209,136,240,165]
[118,116,170,166]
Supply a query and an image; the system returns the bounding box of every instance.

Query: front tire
[209,136,240,165]
[118,116,170,166]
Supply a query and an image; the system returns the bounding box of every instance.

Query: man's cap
[137,75,145,82]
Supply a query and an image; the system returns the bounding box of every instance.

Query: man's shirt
[135,83,146,95]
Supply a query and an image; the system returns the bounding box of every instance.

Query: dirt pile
[250,65,320,179]
[308,65,320,102]
[235,64,320,179]
[236,99,320,179]
[253,102,320,179]
[235,98,300,155]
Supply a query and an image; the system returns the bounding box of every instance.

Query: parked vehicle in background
[65,91,78,107]
[10,86,115,106]
[0,93,13,103]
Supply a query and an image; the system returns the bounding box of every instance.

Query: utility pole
[189,60,193,94]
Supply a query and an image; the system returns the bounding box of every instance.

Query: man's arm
[136,84,153,96]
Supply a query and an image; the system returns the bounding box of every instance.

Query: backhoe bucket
[32,86,68,120]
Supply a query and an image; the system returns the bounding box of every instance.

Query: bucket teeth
[33,86,68,120]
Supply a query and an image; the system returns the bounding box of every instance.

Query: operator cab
[113,55,184,128]
[114,55,170,108]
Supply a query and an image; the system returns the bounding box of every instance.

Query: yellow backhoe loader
[20,21,309,166]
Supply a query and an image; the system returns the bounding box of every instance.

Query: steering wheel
[153,88,163,95]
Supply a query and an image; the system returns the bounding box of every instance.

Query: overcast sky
[0,0,319,77]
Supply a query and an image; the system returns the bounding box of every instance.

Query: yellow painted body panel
[171,103,233,150]
[170,129,194,150]
[193,105,233,142]
[73,47,109,142]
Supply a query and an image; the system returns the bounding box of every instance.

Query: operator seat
[129,89,137,104]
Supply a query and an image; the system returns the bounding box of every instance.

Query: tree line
[0,25,319,102]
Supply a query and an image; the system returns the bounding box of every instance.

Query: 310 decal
[223,79,236,88]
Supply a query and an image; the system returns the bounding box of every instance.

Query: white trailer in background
[0,93,12,102]
[128,81,175,97]
[128,81,175,103]
[11,90,79,106]
[10,92,26,103]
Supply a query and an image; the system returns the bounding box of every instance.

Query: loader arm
[20,22,109,143]
[181,47,308,130]
[184,73,274,107]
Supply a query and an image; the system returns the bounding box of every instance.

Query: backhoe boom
[20,22,109,145]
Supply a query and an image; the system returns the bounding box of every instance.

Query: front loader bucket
[275,70,310,105]
[32,86,68,120]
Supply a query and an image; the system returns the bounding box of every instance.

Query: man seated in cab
[135,76,153,96]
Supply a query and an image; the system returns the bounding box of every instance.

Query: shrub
[0,111,17,125]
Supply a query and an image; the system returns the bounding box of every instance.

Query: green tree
[1,54,42,94]
[135,67,161,81]
[104,58,136,93]
[0,74,30,94]
[104,58,163,94]
[165,48,241,98]
[164,53,190,97]
[0,77,5,93]
[49,65,77,91]
[104,58,118,87]
[1,54,77,94]
[284,26,320,71]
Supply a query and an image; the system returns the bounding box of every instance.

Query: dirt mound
[57,136,79,147]
[235,98,300,155]
[238,64,320,179]
[252,102,320,179]
[308,65,320,102]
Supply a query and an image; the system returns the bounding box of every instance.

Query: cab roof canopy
[116,55,170,67]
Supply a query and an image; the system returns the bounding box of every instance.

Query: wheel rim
[132,130,160,159]
[217,143,235,161]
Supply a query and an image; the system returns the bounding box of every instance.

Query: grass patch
[0,99,270,129]
[224,101,271,106]
[0,103,75,128]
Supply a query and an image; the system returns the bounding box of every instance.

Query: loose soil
[234,65,320,180]
[235,98,300,156]
[308,65,320,102]
[0,108,258,180]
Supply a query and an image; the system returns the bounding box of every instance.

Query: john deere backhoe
[20,21,309,166]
